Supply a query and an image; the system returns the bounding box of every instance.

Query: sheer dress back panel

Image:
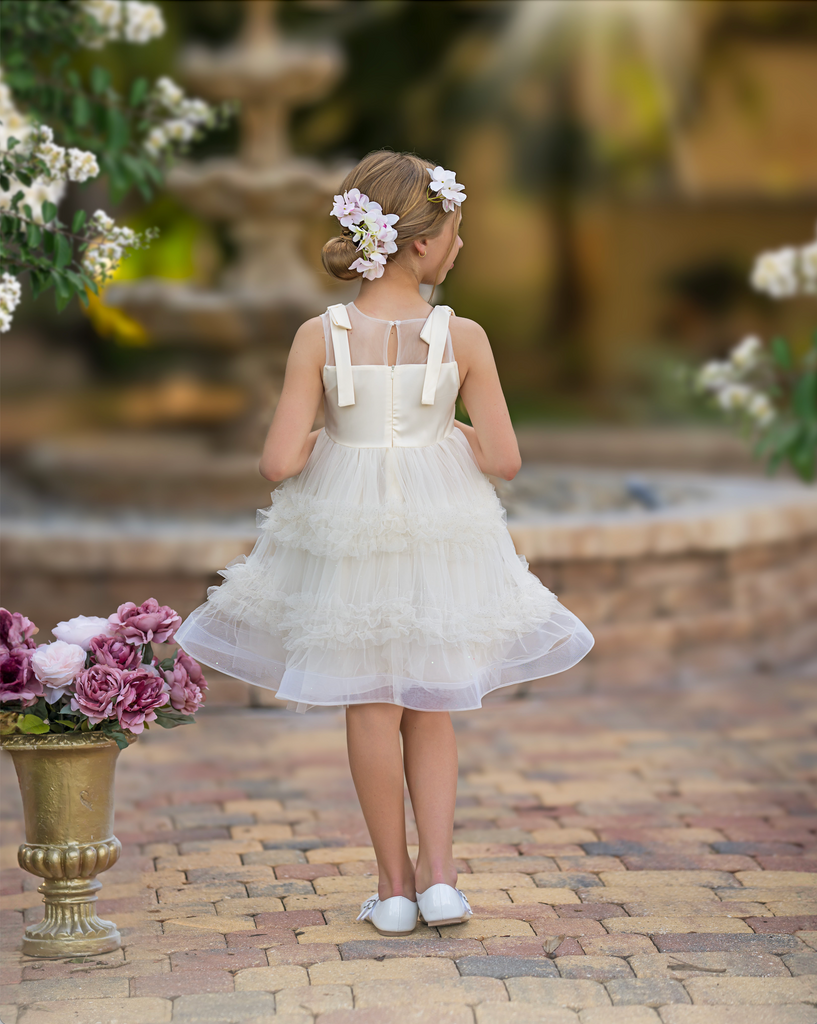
[321,302,455,368]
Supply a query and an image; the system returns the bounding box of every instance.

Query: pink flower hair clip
[330,188,400,280]
[426,166,466,213]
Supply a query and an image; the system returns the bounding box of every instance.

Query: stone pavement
[1,665,816,1024]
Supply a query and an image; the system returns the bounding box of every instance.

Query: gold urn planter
[1,730,136,957]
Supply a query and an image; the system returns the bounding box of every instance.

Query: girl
[176,150,593,936]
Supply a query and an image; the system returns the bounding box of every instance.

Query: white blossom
[77,0,164,47]
[155,76,184,110]
[77,0,123,46]
[66,147,100,183]
[83,210,149,282]
[123,1,165,43]
[750,246,799,299]
[729,334,762,373]
[177,98,211,125]
[746,391,776,428]
[162,119,196,144]
[143,125,167,158]
[91,208,115,233]
[696,360,735,393]
[143,79,214,158]
[0,273,22,333]
[0,74,66,226]
[716,383,754,412]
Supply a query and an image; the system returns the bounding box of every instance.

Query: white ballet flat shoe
[356,893,419,935]
[416,883,473,926]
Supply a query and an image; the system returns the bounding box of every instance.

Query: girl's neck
[354,260,433,320]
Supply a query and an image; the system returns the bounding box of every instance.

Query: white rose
[31,640,87,700]
[52,615,115,650]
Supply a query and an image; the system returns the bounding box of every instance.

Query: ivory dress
[176,302,594,712]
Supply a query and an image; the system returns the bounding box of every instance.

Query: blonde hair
[322,150,461,284]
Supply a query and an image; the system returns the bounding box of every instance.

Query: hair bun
[321,235,359,281]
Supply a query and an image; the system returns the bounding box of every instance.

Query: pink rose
[164,651,207,715]
[0,608,38,656]
[31,641,87,702]
[108,599,182,645]
[52,615,115,651]
[116,666,169,734]
[0,650,42,707]
[90,635,142,672]
[70,664,126,725]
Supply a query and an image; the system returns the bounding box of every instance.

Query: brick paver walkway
[2,665,816,1024]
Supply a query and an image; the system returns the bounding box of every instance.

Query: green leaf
[792,372,817,421]
[90,66,111,96]
[142,642,154,665]
[135,176,152,202]
[17,714,50,735]
[755,419,800,456]
[154,709,196,729]
[41,200,57,224]
[770,335,792,370]
[16,171,31,187]
[0,174,9,191]
[10,189,24,209]
[72,209,87,233]
[72,93,91,128]
[158,656,175,671]
[64,269,88,290]
[54,232,72,269]
[42,229,54,254]
[26,222,41,247]
[106,108,130,153]
[130,77,149,107]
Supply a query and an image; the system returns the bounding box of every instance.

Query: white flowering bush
[0,0,232,328]
[693,225,817,483]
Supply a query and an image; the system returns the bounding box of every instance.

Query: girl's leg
[400,709,459,893]
[346,703,416,901]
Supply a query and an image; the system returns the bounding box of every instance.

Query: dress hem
[177,627,594,715]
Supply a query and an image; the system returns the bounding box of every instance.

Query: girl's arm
[259,317,326,482]
[454,318,522,481]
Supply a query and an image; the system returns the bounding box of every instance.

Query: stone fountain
[21,0,351,508]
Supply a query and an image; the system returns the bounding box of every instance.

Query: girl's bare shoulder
[448,314,491,357]
[289,315,325,355]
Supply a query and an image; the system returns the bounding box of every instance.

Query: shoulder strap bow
[327,303,355,407]
[419,304,454,405]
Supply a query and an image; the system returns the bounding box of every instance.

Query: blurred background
[2,0,816,703]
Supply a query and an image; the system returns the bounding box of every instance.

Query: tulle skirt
[175,429,594,712]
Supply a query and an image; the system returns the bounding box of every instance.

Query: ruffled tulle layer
[176,429,594,712]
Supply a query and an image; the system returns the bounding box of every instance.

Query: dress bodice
[321,303,460,449]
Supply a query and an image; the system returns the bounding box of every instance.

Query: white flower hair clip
[427,166,466,213]
[330,189,399,280]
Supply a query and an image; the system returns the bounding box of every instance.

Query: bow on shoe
[356,894,379,922]
[457,889,473,916]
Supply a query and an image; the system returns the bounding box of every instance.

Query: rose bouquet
[0,599,206,748]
